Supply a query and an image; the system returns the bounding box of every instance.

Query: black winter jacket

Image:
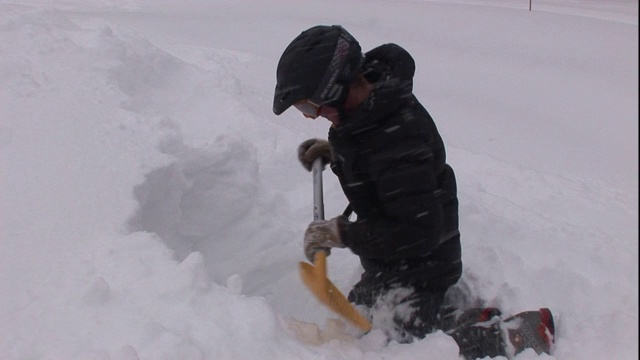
[328,44,462,306]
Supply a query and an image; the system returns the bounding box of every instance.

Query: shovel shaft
[300,157,373,332]
[312,158,324,221]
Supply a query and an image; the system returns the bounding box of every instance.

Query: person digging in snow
[272,25,555,359]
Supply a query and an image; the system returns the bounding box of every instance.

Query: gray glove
[297,138,332,172]
[303,216,346,263]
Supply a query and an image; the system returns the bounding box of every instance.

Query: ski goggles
[293,99,322,119]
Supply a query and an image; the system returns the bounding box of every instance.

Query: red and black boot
[441,307,555,360]
[502,308,555,357]
[442,307,506,359]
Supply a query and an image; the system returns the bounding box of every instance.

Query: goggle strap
[310,34,351,105]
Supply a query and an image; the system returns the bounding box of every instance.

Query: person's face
[292,75,372,125]
[293,100,340,124]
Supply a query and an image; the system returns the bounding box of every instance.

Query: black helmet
[273,25,364,115]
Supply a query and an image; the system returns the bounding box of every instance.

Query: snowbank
[1,2,637,360]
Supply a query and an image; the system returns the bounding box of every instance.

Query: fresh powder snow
[1,1,637,359]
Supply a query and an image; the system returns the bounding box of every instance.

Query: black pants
[350,284,506,360]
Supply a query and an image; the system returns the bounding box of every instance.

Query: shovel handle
[312,158,325,221]
[301,158,373,331]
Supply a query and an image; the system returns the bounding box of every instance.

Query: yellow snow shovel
[298,159,372,332]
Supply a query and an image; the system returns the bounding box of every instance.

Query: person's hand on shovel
[298,155,372,332]
[303,216,347,263]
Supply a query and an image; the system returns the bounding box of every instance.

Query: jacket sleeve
[340,138,447,260]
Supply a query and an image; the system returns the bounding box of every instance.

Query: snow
[0,0,637,359]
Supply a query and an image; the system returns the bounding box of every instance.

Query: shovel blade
[299,252,372,332]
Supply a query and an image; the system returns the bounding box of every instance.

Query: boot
[444,307,555,360]
[502,308,555,357]
[442,307,506,360]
